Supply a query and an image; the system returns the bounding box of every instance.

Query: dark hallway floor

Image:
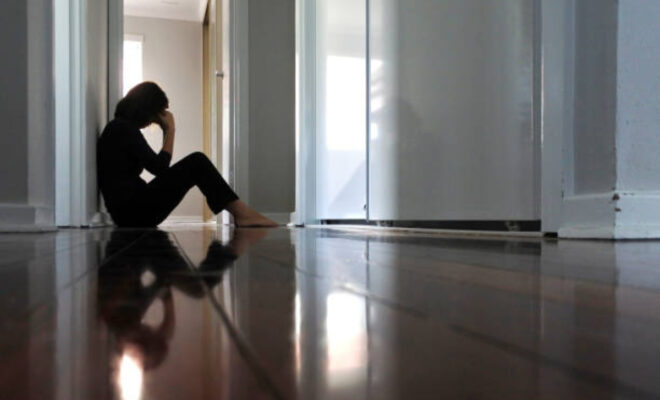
[1,225,660,399]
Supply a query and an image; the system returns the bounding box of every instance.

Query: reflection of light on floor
[118,353,144,400]
[326,292,367,388]
[295,293,302,376]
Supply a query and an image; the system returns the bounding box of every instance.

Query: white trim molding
[294,0,317,226]
[560,191,660,239]
[163,216,208,224]
[262,213,294,226]
[0,204,56,232]
[229,0,250,203]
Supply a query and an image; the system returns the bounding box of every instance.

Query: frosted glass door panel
[369,0,538,220]
[315,0,367,219]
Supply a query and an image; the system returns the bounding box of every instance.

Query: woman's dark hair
[115,82,169,127]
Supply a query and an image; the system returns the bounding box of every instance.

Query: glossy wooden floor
[2,226,660,399]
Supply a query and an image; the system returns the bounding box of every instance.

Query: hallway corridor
[1,226,660,399]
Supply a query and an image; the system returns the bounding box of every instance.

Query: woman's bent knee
[184,151,209,163]
[180,152,214,171]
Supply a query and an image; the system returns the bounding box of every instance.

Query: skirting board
[560,191,660,239]
[168,213,293,226]
[263,213,294,225]
[163,216,208,224]
[0,204,57,232]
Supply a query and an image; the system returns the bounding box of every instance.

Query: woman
[98,81,277,227]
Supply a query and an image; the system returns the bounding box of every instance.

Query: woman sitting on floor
[98,81,277,228]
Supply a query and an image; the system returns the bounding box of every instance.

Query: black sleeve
[128,130,172,176]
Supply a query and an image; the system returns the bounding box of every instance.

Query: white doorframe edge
[56,0,118,228]
[70,0,87,227]
[229,0,249,202]
[216,0,249,226]
[53,0,89,227]
[540,0,575,234]
[293,0,317,226]
[91,0,124,227]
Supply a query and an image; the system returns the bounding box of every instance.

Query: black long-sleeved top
[98,118,172,214]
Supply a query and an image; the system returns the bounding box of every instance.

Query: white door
[368,0,538,221]
[306,0,539,222]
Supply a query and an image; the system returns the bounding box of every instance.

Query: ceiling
[124,0,208,22]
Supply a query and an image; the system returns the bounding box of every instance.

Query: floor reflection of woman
[98,81,278,228]
[97,229,266,371]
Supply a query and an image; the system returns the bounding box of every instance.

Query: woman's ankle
[226,200,248,217]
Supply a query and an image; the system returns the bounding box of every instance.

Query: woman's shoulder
[107,117,138,130]
[102,118,139,139]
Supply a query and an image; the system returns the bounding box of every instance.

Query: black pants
[113,152,239,227]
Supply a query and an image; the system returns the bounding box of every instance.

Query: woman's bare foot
[226,200,279,228]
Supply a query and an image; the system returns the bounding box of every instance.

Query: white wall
[560,0,660,238]
[572,0,618,196]
[248,0,296,217]
[0,0,29,205]
[124,16,204,220]
[616,0,660,192]
[0,0,56,230]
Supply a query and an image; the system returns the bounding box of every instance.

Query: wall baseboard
[0,204,57,232]
[163,216,208,224]
[559,193,615,238]
[560,191,660,239]
[263,213,293,225]
[163,213,292,226]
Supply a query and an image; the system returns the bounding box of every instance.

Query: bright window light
[325,55,366,151]
[123,35,143,95]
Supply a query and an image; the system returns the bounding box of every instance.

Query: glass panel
[315,0,367,219]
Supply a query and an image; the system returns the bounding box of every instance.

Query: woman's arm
[158,111,175,156]
[124,122,172,176]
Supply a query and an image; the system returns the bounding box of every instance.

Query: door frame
[57,0,249,227]
[201,0,251,225]
[294,0,318,226]
[55,0,119,227]
[202,6,214,222]
[55,0,88,227]
[212,0,250,225]
[54,0,73,226]
[226,0,250,204]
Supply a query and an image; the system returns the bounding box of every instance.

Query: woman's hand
[157,110,176,135]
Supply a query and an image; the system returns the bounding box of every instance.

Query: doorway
[122,0,211,223]
[297,0,543,227]
[120,0,245,225]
